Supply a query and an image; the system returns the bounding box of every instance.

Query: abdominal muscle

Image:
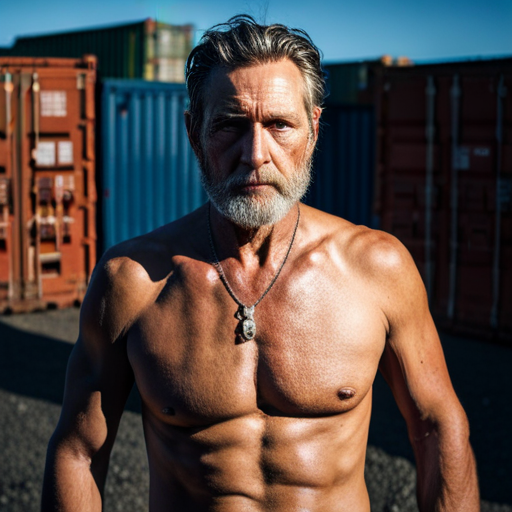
[142,391,373,512]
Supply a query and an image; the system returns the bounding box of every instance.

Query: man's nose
[240,124,271,169]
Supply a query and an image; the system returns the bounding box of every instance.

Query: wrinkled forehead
[201,59,309,120]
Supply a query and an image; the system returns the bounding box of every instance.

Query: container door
[0,57,97,312]
[33,66,95,304]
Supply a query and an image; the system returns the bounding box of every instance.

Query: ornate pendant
[236,305,256,341]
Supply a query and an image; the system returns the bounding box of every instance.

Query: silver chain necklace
[207,203,300,342]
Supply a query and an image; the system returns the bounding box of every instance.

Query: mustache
[223,169,287,191]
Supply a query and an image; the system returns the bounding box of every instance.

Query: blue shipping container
[305,105,377,228]
[101,80,206,251]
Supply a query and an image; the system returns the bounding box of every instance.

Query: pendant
[236,305,256,341]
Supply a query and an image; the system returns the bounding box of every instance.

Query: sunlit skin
[42,60,479,512]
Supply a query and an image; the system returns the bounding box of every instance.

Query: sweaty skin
[42,61,479,512]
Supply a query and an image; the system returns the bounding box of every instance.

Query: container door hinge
[77,74,86,90]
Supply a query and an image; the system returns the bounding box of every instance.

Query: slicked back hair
[185,15,326,132]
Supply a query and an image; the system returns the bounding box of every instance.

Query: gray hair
[185,15,326,131]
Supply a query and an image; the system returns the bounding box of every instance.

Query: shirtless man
[42,15,479,512]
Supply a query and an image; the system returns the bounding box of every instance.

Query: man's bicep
[51,260,135,459]
[54,334,134,456]
[378,317,458,441]
[376,239,462,436]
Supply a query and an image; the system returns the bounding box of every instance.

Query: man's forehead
[208,99,297,117]
[209,97,249,114]
[202,60,307,116]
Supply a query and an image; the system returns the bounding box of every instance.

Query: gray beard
[199,158,312,229]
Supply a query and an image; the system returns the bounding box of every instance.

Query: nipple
[162,407,176,415]
[337,388,356,400]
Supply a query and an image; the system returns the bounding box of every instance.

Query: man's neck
[209,203,300,271]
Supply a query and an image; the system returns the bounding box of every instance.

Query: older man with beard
[42,15,479,512]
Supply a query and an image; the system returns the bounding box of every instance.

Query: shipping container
[323,56,412,107]
[305,105,377,228]
[0,56,97,313]
[323,59,383,107]
[377,57,512,342]
[0,19,194,82]
[100,79,206,252]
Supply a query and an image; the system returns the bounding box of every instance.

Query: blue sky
[0,0,510,63]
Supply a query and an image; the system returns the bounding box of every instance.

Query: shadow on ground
[0,319,142,413]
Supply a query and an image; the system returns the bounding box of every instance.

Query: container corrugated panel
[101,80,206,252]
[305,105,377,228]
[4,19,193,82]
[377,57,512,342]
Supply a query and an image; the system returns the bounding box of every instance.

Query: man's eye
[222,122,240,131]
[274,121,289,131]
[216,120,245,132]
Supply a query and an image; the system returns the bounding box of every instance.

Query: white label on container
[36,142,56,166]
[58,141,73,165]
[159,30,171,45]
[41,91,67,117]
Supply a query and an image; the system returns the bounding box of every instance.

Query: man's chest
[126,264,387,426]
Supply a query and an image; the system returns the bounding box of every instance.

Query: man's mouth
[241,182,271,188]
[223,171,283,194]
[236,182,276,194]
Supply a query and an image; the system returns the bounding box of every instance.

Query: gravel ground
[0,308,510,512]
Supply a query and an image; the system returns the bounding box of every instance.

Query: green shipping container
[0,18,194,82]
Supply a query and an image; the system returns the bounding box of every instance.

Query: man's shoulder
[321,210,427,321]
[303,204,416,281]
[98,231,170,286]
[81,236,167,344]
[306,206,427,332]
[81,205,208,341]
[98,204,207,284]
[345,225,414,280]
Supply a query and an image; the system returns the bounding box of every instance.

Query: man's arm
[368,233,479,512]
[41,253,150,511]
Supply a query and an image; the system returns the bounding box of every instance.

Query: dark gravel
[0,308,510,512]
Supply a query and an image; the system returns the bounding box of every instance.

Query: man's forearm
[413,418,479,512]
[41,443,104,512]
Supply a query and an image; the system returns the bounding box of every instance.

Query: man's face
[189,59,321,229]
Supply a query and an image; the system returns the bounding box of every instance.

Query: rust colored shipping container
[0,56,97,313]
[377,57,512,343]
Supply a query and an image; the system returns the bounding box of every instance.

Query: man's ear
[311,106,322,142]
[184,111,202,156]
